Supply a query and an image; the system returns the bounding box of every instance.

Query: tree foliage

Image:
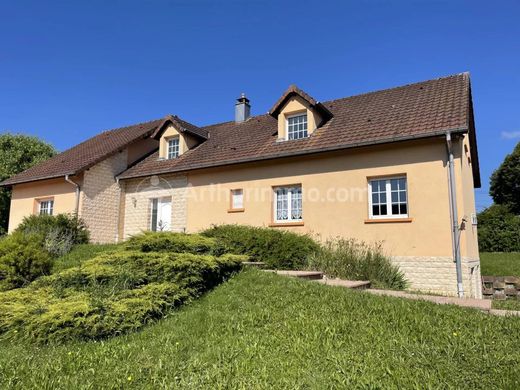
[0,133,56,234]
[477,204,520,252]
[489,142,520,214]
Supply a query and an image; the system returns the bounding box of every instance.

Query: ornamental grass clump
[306,238,407,290]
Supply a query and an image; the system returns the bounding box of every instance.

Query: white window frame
[38,199,54,216]
[230,189,244,210]
[167,137,180,159]
[273,185,303,223]
[368,176,408,219]
[286,113,308,140]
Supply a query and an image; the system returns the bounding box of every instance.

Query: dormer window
[167,137,179,159]
[287,114,308,140]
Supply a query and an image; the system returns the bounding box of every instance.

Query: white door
[158,199,171,231]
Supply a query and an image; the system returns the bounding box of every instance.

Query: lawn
[1,269,519,389]
[480,252,520,276]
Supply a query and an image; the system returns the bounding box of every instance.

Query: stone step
[315,278,371,289]
[265,270,324,280]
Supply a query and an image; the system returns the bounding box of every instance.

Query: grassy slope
[480,252,520,276]
[1,269,519,389]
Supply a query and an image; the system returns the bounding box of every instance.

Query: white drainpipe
[65,175,80,216]
[445,132,464,298]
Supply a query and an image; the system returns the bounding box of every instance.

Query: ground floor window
[274,185,302,222]
[230,189,244,210]
[368,176,408,219]
[38,199,54,216]
[150,197,172,231]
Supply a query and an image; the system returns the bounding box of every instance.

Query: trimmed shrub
[477,204,520,252]
[126,232,222,255]
[0,233,52,290]
[0,249,245,343]
[202,224,320,269]
[306,238,407,290]
[15,214,89,256]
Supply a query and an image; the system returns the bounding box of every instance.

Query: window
[368,177,408,219]
[287,114,308,140]
[167,137,180,159]
[150,197,172,231]
[39,199,54,216]
[274,186,302,222]
[230,189,244,210]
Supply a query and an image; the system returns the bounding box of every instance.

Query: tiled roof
[120,73,479,186]
[0,118,165,186]
[1,73,480,188]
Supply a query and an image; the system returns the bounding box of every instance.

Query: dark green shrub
[477,204,520,252]
[202,224,320,269]
[126,232,222,255]
[306,238,407,290]
[0,233,52,290]
[0,249,245,343]
[15,214,89,256]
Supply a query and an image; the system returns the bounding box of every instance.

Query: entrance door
[151,197,172,231]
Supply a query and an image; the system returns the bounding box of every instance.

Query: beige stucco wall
[456,135,480,259]
[180,138,481,297]
[81,151,127,243]
[277,96,322,140]
[186,139,455,257]
[7,177,82,233]
[158,125,198,159]
[122,174,188,239]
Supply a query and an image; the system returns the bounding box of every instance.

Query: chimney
[235,93,250,123]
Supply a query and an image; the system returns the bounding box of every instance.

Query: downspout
[65,175,80,216]
[115,177,122,243]
[445,132,464,298]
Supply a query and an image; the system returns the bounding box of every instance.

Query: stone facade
[391,256,482,298]
[122,174,188,239]
[81,151,128,243]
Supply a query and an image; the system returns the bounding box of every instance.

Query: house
[0,73,482,298]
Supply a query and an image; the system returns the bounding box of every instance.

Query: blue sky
[1,0,519,210]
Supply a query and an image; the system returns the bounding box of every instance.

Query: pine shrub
[202,224,320,269]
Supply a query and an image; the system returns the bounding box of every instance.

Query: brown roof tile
[120,73,479,186]
[0,118,164,186]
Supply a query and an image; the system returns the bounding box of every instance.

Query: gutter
[445,132,464,298]
[65,175,81,216]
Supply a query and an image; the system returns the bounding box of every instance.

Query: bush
[306,238,407,290]
[126,232,222,255]
[0,233,52,290]
[202,224,320,269]
[477,204,520,252]
[15,214,89,256]
[0,249,245,343]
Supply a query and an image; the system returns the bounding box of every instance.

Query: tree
[477,204,520,252]
[0,133,56,234]
[489,141,520,214]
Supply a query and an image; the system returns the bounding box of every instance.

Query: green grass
[480,252,520,276]
[1,269,519,389]
[493,299,520,311]
[52,243,119,272]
